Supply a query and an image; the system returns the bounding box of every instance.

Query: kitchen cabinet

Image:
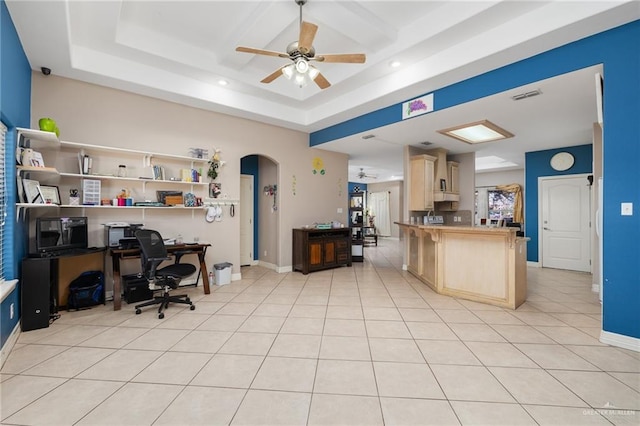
[447,161,460,194]
[425,148,460,204]
[292,228,352,274]
[409,154,437,211]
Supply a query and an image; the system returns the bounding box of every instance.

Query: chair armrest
[147,256,172,262]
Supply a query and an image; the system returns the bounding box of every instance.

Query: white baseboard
[0,323,20,369]
[600,330,640,352]
[527,261,541,267]
[231,272,242,281]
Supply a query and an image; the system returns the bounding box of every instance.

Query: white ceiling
[7,1,639,182]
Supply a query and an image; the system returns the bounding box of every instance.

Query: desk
[110,243,211,311]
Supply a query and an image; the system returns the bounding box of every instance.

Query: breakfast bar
[396,222,528,309]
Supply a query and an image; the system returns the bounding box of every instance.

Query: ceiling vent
[362,134,376,140]
[419,141,433,146]
[512,89,542,101]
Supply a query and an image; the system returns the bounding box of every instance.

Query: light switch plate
[621,202,633,216]
[337,208,343,213]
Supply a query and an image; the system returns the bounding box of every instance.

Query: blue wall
[313,21,640,340]
[525,144,593,261]
[240,155,259,261]
[1,0,32,348]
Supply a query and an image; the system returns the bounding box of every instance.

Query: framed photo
[22,179,44,204]
[209,182,221,198]
[39,185,61,205]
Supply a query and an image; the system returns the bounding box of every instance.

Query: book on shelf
[152,165,165,180]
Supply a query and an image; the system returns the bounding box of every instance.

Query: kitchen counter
[396,222,528,309]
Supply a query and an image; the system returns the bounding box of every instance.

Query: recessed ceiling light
[389,60,401,68]
[218,79,229,86]
[438,120,514,144]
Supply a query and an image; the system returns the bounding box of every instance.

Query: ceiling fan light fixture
[295,58,309,74]
[308,67,320,80]
[294,73,308,87]
[282,64,295,80]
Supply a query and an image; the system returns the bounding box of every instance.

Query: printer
[104,223,144,247]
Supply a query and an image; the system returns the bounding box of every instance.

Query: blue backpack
[68,271,105,310]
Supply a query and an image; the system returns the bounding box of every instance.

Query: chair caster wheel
[135,309,141,315]
[190,305,195,311]
[158,313,165,319]
[186,297,191,303]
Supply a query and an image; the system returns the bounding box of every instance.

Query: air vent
[512,89,542,101]
[362,134,375,140]
[420,141,433,146]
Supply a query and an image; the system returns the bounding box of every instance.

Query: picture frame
[22,178,44,204]
[39,185,61,205]
[209,182,221,198]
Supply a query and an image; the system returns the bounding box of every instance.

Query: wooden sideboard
[292,228,352,274]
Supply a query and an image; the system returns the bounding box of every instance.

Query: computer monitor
[35,217,88,254]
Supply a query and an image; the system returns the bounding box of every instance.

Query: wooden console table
[109,243,211,311]
[292,228,352,274]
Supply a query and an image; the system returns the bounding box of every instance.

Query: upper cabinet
[409,154,437,210]
[426,148,460,203]
[409,149,460,212]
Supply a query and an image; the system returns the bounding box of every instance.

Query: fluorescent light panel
[438,120,514,144]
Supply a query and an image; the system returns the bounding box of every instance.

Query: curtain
[496,183,523,223]
[368,191,391,236]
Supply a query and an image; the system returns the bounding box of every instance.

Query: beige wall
[475,169,525,188]
[366,180,403,238]
[258,156,278,266]
[31,74,349,280]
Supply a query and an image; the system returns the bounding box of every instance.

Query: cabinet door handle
[543,227,550,230]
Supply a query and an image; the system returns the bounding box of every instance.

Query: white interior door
[540,175,591,272]
[240,175,254,266]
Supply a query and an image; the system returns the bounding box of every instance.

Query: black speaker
[21,258,53,331]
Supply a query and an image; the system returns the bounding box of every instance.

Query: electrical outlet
[337,207,343,213]
[10,303,14,319]
[621,202,633,216]
[264,250,267,257]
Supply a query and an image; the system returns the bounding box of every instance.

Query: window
[487,189,515,220]
[475,187,516,224]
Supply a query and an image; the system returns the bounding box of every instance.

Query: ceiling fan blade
[315,53,366,63]
[261,67,286,84]
[236,46,289,58]
[298,21,318,55]
[313,71,331,90]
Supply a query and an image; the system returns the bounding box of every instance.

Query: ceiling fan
[235,0,366,89]
[357,168,377,179]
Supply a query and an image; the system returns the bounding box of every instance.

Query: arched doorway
[240,154,279,269]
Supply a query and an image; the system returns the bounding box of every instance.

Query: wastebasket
[213,262,233,286]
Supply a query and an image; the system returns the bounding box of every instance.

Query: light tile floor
[2,239,639,425]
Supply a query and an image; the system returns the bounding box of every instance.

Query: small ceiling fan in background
[235,0,366,89]
[357,168,377,180]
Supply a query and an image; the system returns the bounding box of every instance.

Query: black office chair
[134,229,196,319]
